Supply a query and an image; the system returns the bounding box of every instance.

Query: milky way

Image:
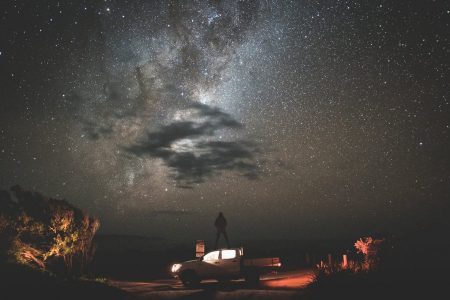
[1,1,449,241]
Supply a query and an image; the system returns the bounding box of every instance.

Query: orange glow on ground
[262,271,314,289]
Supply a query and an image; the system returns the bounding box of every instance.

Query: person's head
[218,212,223,217]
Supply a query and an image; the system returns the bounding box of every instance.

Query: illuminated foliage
[354,237,384,270]
[0,186,100,275]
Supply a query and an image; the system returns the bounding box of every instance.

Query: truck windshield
[203,251,220,261]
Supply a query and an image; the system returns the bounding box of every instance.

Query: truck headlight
[171,264,181,273]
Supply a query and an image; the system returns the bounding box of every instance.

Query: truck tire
[245,270,260,286]
[180,270,200,288]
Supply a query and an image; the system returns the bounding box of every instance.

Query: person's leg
[223,230,230,248]
[215,231,220,249]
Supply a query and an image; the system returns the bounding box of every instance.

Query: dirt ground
[110,269,314,299]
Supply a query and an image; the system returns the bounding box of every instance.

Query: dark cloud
[165,140,259,184]
[126,103,260,185]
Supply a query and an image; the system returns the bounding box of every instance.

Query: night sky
[1,0,449,241]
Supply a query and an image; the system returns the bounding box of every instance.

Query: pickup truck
[170,248,281,287]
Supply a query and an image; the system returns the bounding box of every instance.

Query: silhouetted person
[214,212,230,249]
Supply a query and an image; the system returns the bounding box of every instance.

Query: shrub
[354,237,384,270]
[0,186,99,275]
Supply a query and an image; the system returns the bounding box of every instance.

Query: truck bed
[243,257,281,268]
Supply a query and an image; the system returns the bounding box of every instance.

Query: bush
[0,186,99,275]
[354,237,384,270]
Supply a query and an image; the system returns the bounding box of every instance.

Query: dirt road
[110,269,314,299]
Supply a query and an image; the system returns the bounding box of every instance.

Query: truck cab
[199,248,243,278]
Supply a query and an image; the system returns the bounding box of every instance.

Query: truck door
[200,250,221,278]
[219,249,240,277]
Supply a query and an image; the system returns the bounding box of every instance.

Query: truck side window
[221,249,236,259]
[203,250,220,261]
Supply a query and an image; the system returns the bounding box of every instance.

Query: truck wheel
[245,270,260,286]
[180,270,200,288]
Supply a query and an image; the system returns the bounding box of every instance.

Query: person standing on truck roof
[214,212,230,249]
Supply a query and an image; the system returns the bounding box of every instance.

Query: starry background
[1,0,449,241]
